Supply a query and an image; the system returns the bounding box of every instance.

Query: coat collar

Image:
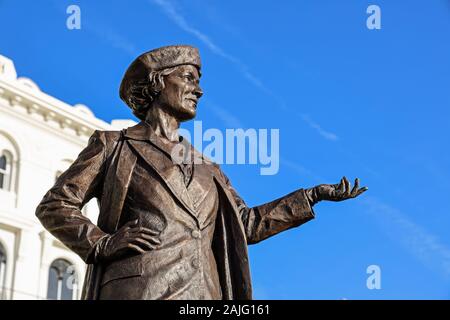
[124,121,181,160]
[124,121,210,165]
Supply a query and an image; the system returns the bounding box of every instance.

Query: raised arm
[218,170,315,245]
[219,170,368,245]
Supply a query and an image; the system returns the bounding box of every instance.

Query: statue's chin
[155,103,197,122]
[179,115,196,122]
[177,110,197,122]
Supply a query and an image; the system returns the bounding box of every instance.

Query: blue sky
[1,0,450,299]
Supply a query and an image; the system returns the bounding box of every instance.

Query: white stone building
[0,54,135,300]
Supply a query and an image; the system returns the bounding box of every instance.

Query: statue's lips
[185,98,198,108]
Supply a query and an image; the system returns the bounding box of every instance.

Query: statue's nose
[194,85,203,98]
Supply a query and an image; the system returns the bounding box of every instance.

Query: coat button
[191,257,200,269]
[191,230,201,239]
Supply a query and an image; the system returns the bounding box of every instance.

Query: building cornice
[0,76,112,139]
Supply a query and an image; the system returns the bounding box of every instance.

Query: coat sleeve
[216,167,315,245]
[35,130,110,263]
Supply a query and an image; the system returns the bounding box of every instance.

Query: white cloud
[85,21,139,57]
[280,157,327,183]
[362,196,450,280]
[300,114,339,142]
[150,0,280,101]
[152,0,339,142]
[204,99,244,128]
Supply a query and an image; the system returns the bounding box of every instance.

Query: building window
[0,243,6,300]
[0,133,18,193]
[47,259,78,300]
[0,152,12,191]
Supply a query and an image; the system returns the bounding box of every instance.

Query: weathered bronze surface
[35,45,367,300]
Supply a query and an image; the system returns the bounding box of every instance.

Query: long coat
[35,121,315,300]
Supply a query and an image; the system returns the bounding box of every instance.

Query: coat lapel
[212,175,253,300]
[124,121,200,225]
[98,132,137,233]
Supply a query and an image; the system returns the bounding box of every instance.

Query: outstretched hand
[306,177,368,206]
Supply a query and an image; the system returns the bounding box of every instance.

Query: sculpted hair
[125,66,179,121]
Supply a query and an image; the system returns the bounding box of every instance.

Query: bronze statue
[35,45,368,300]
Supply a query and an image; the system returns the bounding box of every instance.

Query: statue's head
[119,45,203,122]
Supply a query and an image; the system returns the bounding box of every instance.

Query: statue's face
[156,64,203,121]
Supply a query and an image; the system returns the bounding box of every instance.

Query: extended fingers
[115,224,162,253]
[338,177,345,193]
[356,186,369,196]
[351,178,368,197]
[128,226,160,236]
[120,219,139,231]
[343,177,351,196]
[335,177,369,200]
[130,237,158,250]
[126,228,161,248]
[126,243,147,254]
[350,178,360,196]
[138,232,161,245]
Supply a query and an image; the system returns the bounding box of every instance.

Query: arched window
[0,243,6,299]
[0,152,12,191]
[0,132,19,193]
[47,259,78,300]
